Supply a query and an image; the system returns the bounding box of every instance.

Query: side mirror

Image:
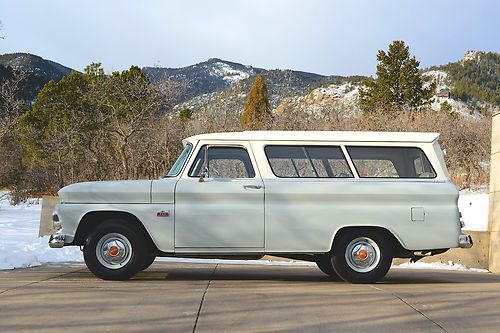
[199,146,210,182]
[198,166,208,182]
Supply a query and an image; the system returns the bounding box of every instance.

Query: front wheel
[331,230,392,284]
[83,221,146,280]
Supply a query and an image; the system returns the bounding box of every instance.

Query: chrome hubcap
[345,237,380,273]
[96,233,132,269]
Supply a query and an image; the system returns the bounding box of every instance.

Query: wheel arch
[72,211,158,253]
[330,226,409,257]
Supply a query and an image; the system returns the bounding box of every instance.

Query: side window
[306,146,353,178]
[188,146,255,179]
[265,146,353,178]
[346,146,436,178]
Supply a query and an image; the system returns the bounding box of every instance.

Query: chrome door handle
[243,185,263,190]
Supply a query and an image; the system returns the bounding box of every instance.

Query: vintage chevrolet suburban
[48,131,472,283]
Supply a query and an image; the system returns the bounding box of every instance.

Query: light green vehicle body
[52,131,471,259]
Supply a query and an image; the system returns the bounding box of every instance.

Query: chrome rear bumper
[459,233,473,248]
[49,234,66,248]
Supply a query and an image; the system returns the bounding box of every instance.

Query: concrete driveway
[1,262,499,332]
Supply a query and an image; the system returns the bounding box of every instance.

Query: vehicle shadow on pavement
[119,265,500,284]
[55,263,500,284]
[136,265,336,283]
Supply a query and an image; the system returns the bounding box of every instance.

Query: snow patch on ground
[392,261,488,273]
[0,194,82,270]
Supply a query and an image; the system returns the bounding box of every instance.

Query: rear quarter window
[346,146,436,179]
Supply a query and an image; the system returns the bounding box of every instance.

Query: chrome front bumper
[49,234,66,248]
[459,233,473,248]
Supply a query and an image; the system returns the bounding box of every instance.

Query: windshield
[166,143,192,177]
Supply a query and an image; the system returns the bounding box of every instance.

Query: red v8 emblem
[156,211,169,217]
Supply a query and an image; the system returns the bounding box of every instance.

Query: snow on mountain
[430,96,482,119]
[143,58,262,101]
[421,70,483,119]
[274,82,360,117]
[0,53,72,80]
[208,61,254,83]
[422,70,449,90]
[172,68,327,116]
[0,53,74,101]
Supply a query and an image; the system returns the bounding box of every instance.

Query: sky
[0,0,498,76]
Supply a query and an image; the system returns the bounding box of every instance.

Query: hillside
[172,67,365,119]
[173,52,498,120]
[0,53,72,79]
[177,63,494,121]
[0,53,73,101]
[428,51,499,107]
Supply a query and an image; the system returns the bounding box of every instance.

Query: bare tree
[0,67,27,138]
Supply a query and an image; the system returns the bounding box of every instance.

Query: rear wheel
[315,255,341,280]
[331,230,392,284]
[83,221,147,280]
[141,255,156,271]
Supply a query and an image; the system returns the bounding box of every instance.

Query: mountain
[0,53,74,101]
[144,58,261,98]
[143,58,327,102]
[152,58,366,116]
[1,51,497,118]
[0,53,333,106]
[0,53,73,80]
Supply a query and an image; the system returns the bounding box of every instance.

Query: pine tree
[440,101,452,113]
[439,100,457,119]
[240,74,271,129]
[179,108,193,124]
[359,40,435,114]
[19,71,94,186]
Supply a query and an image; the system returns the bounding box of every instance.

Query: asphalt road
[1,262,499,333]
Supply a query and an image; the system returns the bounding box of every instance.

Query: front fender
[56,203,174,252]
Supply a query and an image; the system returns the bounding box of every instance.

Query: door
[174,143,264,249]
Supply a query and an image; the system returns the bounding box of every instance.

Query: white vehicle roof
[184,131,439,144]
